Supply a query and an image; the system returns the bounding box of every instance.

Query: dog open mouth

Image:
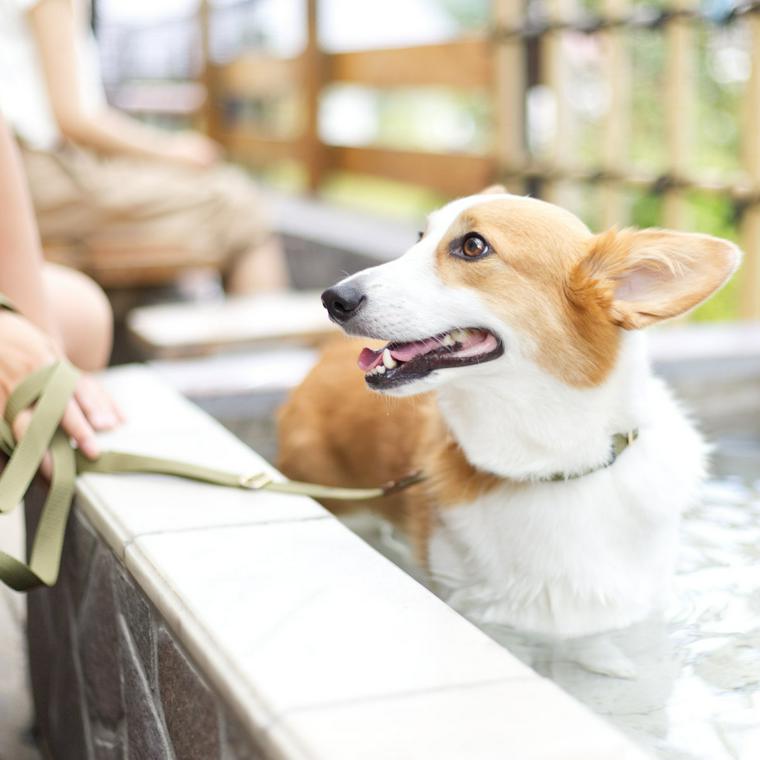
[357,328,504,388]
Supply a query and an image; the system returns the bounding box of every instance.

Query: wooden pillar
[662,0,695,230]
[302,0,327,192]
[740,11,760,318]
[541,0,574,205]
[600,0,630,228]
[492,0,526,194]
[199,0,222,142]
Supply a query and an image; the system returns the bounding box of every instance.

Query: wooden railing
[200,0,497,196]
[199,0,760,319]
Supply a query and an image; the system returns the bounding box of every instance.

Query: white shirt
[0,0,105,149]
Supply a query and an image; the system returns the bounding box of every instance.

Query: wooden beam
[215,54,302,97]
[663,0,695,230]
[741,12,760,319]
[600,0,631,228]
[198,0,222,140]
[325,146,492,197]
[541,0,574,206]
[222,129,305,164]
[492,0,525,193]
[303,0,327,191]
[328,39,492,89]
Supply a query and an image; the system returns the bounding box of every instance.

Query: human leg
[42,263,112,372]
[23,146,289,295]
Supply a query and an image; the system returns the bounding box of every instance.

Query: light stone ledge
[58,365,650,760]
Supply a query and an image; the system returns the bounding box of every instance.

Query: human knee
[44,264,113,371]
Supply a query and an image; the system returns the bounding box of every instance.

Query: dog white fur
[278,189,740,658]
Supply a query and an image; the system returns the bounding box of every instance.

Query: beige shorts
[20,144,272,272]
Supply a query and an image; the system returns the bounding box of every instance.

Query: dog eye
[462,234,489,258]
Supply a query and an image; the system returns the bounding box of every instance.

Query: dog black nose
[321,285,367,323]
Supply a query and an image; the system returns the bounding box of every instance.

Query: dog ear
[480,184,508,195]
[571,228,741,329]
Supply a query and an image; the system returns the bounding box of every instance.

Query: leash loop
[0,360,80,590]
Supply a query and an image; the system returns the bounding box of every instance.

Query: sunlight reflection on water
[480,477,760,760]
[346,475,760,760]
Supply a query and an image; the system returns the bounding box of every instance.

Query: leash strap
[0,295,422,591]
[0,295,636,590]
[0,362,78,590]
[0,362,422,591]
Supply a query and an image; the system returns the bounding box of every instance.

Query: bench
[127,290,336,359]
[43,240,222,290]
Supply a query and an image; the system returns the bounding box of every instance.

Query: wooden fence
[199,0,760,318]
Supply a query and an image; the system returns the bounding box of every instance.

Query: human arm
[0,117,121,453]
[0,118,61,343]
[28,0,219,168]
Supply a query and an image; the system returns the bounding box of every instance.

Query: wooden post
[541,0,574,206]
[740,12,760,319]
[492,0,526,194]
[662,0,695,230]
[199,0,222,142]
[600,0,630,228]
[302,0,327,192]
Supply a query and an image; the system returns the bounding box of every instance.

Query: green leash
[0,296,422,591]
[0,360,422,591]
[0,295,637,592]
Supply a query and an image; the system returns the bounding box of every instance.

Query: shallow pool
[484,475,760,760]
[343,465,760,760]
[212,404,760,760]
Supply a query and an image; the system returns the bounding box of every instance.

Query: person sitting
[0,0,289,294]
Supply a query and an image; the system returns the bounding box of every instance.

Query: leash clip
[381,470,425,495]
[238,472,274,490]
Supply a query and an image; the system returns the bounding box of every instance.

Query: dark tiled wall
[25,485,266,760]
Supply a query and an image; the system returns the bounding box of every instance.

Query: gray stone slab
[158,627,221,760]
[119,617,173,760]
[0,565,39,760]
[79,548,123,728]
[115,567,157,690]
[223,712,267,760]
[91,725,125,760]
[48,590,90,760]
[26,588,53,743]
[270,191,417,265]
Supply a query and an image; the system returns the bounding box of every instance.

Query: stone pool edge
[64,365,650,760]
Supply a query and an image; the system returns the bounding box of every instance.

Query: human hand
[0,311,123,463]
[163,131,221,169]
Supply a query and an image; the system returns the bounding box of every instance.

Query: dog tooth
[382,348,397,369]
[377,365,386,374]
[451,329,468,343]
[441,334,455,347]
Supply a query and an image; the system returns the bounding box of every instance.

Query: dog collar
[546,429,639,482]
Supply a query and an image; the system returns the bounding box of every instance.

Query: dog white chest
[427,410,705,638]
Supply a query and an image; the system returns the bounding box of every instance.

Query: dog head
[322,188,741,397]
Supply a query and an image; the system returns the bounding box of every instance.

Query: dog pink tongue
[389,337,441,362]
[358,347,384,371]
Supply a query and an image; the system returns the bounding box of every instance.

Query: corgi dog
[277,187,740,646]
